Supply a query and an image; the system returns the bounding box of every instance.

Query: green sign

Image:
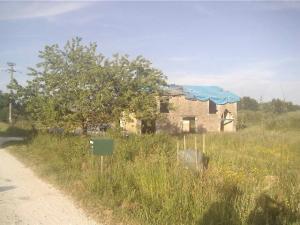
[90,139,114,155]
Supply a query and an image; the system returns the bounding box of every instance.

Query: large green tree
[109,54,166,121]
[12,37,166,133]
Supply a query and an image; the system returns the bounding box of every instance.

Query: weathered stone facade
[156,95,237,133]
[121,95,238,134]
[120,84,239,134]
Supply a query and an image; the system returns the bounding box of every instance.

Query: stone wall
[121,95,238,134]
[156,96,237,133]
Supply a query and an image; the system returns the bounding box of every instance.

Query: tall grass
[0,120,33,137]
[8,112,300,225]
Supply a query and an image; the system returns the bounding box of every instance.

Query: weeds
[0,121,33,137]
[7,112,300,225]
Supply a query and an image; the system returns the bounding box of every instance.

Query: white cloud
[167,60,300,104]
[0,2,90,21]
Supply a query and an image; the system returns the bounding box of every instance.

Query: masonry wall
[120,113,141,134]
[156,96,238,133]
[121,96,238,134]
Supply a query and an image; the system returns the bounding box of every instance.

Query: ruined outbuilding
[120,85,240,134]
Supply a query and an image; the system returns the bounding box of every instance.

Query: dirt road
[0,137,100,225]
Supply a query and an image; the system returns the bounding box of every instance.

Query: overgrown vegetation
[1,37,299,225]
[0,91,25,122]
[237,96,300,130]
[0,91,9,121]
[5,111,300,225]
[0,121,33,137]
[9,37,166,133]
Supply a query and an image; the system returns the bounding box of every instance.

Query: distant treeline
[0,91,23,122]
[0,91,9,121]
[238,96,300,113]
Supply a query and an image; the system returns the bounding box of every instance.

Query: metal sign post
[89,139,114,174]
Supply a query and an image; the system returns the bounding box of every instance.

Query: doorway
[221,109,234,132]
[141,120,156,134]
[182,117,196,133]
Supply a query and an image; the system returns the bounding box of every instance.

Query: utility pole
[7,62,16,125]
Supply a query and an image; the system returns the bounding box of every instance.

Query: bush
[238,97,259,111]
[237,110,265,129]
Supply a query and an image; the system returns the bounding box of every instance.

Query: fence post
[195,136,198,170]
[203,133,206,154]
[176,141,179,165]
[100,155,104,174]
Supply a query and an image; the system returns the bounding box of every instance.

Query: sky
[0,1,299,104]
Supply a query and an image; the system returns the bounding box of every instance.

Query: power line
[7,62,16,79]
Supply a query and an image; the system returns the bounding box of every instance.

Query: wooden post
[195,136,198,170]
[183,135,186,150]
[100,155,104,174]
[176,141,179,165]
[202,133,206,154]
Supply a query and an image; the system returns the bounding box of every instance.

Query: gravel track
[0,137,101,225]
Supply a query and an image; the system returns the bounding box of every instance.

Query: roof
[164,85,240,105]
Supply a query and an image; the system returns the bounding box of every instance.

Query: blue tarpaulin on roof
[182,85,240,105]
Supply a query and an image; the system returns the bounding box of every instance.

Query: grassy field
[1,112,300,225]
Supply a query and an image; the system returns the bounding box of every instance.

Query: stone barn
[120,85,240,134]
